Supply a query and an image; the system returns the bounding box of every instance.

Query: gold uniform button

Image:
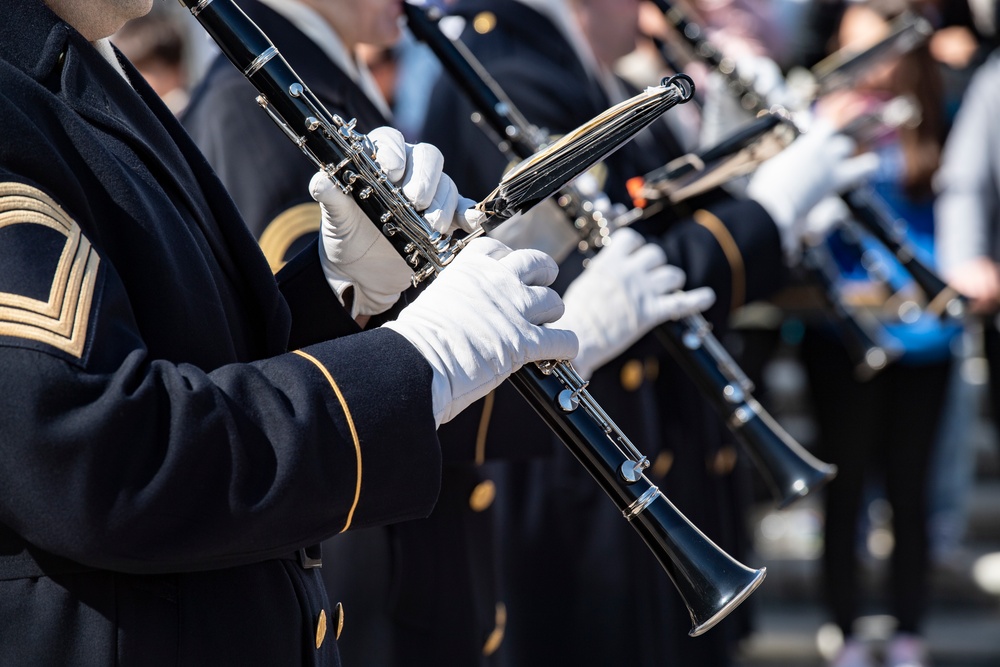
[652,450,674,478]
[473,11,497,34]
[315,609,327,649]
[334,602,345,640]
[644,356,660,382]
[482,602,507,656]
[620,359,644,392]
[709,445,738,476]
[469,480,496,512]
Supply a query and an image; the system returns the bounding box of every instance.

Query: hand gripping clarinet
[650,0,966,322]
[177,0,763,636]
[404,1,836,509]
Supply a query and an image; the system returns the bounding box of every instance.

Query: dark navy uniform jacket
[421,1,787,665]
[184,2,504,665]
[0,2,441,664]
[182,0,389,272]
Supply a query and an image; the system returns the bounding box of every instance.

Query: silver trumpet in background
[404,1,837,509]
[178,0,765,636]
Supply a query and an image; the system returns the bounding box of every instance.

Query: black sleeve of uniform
[276,237,362,348]
[654,198,789,323]
[0,190,440,576]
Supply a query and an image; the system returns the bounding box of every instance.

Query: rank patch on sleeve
[0,183,99,358]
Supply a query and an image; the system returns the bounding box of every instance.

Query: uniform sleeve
[0,184,441,575]
[182,62,317,246]
[934,56,1000,272]
[654,197,788,323]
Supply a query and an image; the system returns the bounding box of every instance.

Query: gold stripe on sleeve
[292,349,362,532]
[693,209,746,310]
[474,391,496,466]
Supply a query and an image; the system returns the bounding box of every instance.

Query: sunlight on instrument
[405,1,836,510]
[179,0,763,636]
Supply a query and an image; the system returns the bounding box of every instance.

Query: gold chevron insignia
[0,183,100,358]
[258,202,321,273]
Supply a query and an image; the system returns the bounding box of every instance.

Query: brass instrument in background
[645,0,965,370]
[404,2,837,512]
[179,0,765,637]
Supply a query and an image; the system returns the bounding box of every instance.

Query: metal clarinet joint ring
[661,74,696,103]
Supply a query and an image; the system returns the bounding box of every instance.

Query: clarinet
[177,0,764,636]
[405,1,836,508]
[650,0,964,321]
[841,186,966,318]
[802,242,904,380]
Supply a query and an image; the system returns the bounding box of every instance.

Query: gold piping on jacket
[293,349,362,532]
[694,209,745,310]
[474,391,496,466]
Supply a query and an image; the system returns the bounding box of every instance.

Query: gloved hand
[383,237,578,426]
[800,196,852,248]
[312,126,484,318]
[552,228,716,379]
[746,120,879,261]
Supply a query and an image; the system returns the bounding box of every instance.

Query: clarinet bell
[630,490,766,636]
[734,401,837,509]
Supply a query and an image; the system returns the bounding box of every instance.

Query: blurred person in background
[422,0,876,664]
[112,2,190,115]
[798,2,959,666]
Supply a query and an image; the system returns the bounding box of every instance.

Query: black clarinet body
[842,187,966,318]
[406,1,836,508]
[179,0,764,636]
[803,243,905,380]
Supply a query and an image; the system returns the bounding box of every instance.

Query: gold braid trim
[258,202,321,273]
[694,209,746,310]
[293,349,362,532]
[474,391,496,466]
[0,183,99,358]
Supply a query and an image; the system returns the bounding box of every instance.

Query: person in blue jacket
[799,2,961,666]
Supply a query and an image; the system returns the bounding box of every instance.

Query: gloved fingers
[646,264,687,295]
[497,247,560,287]
[595,227,646,265]
[402,142,445,211]
[369,126,408,183]
[456,198,486,233]
[832,152,880,192]
[423,172,459,234]
[802,196,850,245]
[627,241,669,273]
[822,132,858,161]
[522,323,580,364]
[517,284,566,324]
[460,236,513,260]
[310,170,345,206]
[654,286,716,321]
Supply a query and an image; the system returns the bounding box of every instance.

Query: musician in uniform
[0,0,581,664]
[183,1,506,662]
[183,1,720,664]
[420,0,876,664]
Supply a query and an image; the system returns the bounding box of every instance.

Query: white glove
[552,228,716,379]
[746,120,879,261]
[311,126,483,318]
[383,237,578,426]
[800,196,851,247]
